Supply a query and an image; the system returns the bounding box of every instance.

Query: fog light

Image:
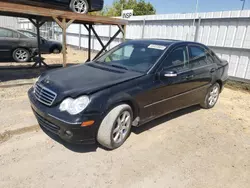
[65,130,73,137]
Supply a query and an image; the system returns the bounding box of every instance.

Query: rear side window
[211,50,221,64]
[189,45,214,68]
[12,31,19,38]
[0,28,18,38]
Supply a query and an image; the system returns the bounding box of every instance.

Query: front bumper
[28,88,101,144]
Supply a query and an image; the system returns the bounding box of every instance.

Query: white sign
[122,9,133,19]
[148,44,166,50]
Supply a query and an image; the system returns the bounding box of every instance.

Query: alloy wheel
[15,49,29,62]
[72,0,88,14]
[208,85,219,106]
[112,111,131,144]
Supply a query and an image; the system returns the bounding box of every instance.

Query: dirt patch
[225,80,250,93]
[0,125,39,144]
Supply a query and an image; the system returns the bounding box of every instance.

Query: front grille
[34,110,60,134]
[34,84,57,106]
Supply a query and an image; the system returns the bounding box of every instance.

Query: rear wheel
[70,0,89,14]
[97,104,133,150]
[200,83,220,109]
[12,48,31,62]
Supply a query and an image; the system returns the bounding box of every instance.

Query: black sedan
[28,39,229,150]
[18,30,62,54]
[22,0,104,14]
[0,27,37,62]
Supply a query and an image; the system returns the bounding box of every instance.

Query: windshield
[96,42,167,72]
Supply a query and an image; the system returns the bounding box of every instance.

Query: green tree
[91,0,156,17]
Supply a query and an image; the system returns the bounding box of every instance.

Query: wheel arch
[11,46,31,54]
[104,93,140,121]
[49,44,62,53]
[216,80,223,92]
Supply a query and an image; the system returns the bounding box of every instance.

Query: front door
[140,45,196,122]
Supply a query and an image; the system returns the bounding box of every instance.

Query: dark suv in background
[0,27,37,62]
[28,39,229,150]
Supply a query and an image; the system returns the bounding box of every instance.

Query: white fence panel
[54,10,250,81]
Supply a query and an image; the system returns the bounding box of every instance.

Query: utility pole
[241,0,246,10]
[191,0,199,41]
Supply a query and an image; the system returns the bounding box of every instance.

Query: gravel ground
[0,49,250,188]
[0,86,250,188]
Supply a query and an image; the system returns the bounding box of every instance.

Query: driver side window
[163,46,188,71]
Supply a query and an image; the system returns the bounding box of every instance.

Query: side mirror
[41,39,46,44]
[160,70,178,78]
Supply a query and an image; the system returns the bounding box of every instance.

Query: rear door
[187,45,218,101]
[0,28,20,58]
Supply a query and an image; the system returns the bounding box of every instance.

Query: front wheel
[200,83,220,109]
[97,104,133,150]
[70,0,89,14]
[12,48,31,62]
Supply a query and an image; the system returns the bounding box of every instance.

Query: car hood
[39,63,144,97]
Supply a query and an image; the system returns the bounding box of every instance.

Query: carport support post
[122,25,126,42]
[52,17,74,67]
[62,18,67,67]
[93,26,123,60]
[29,18,46,67]
[194,17,201,42]
[83,24,92,62]
[88,24,92,62]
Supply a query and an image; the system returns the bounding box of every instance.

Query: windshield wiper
[111,64,128,70]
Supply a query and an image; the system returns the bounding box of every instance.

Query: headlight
[59,96,90,115]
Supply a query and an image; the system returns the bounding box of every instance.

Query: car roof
[18,29,34,33]
[126,39,207,49]
[0,27,29,37]
[0,26,17,32]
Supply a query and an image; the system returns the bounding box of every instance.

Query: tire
[51,47,61,54]
[12,48,31,62]
[97,104,133,150]
[70,0,89,14]
[200,83,220,109]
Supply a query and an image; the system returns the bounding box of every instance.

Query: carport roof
[0,1,128,26]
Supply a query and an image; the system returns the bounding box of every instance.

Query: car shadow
[132,105,201,134]
[40,105,201,153]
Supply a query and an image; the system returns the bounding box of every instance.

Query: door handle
[185,75,194,80]
[210,68,216,73]
[164,73,178,77]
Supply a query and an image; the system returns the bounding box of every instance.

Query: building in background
[0,16,18,29]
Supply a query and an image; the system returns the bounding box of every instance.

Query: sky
[104,0,250,14]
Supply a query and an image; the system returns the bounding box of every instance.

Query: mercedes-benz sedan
[28,39,229,150]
